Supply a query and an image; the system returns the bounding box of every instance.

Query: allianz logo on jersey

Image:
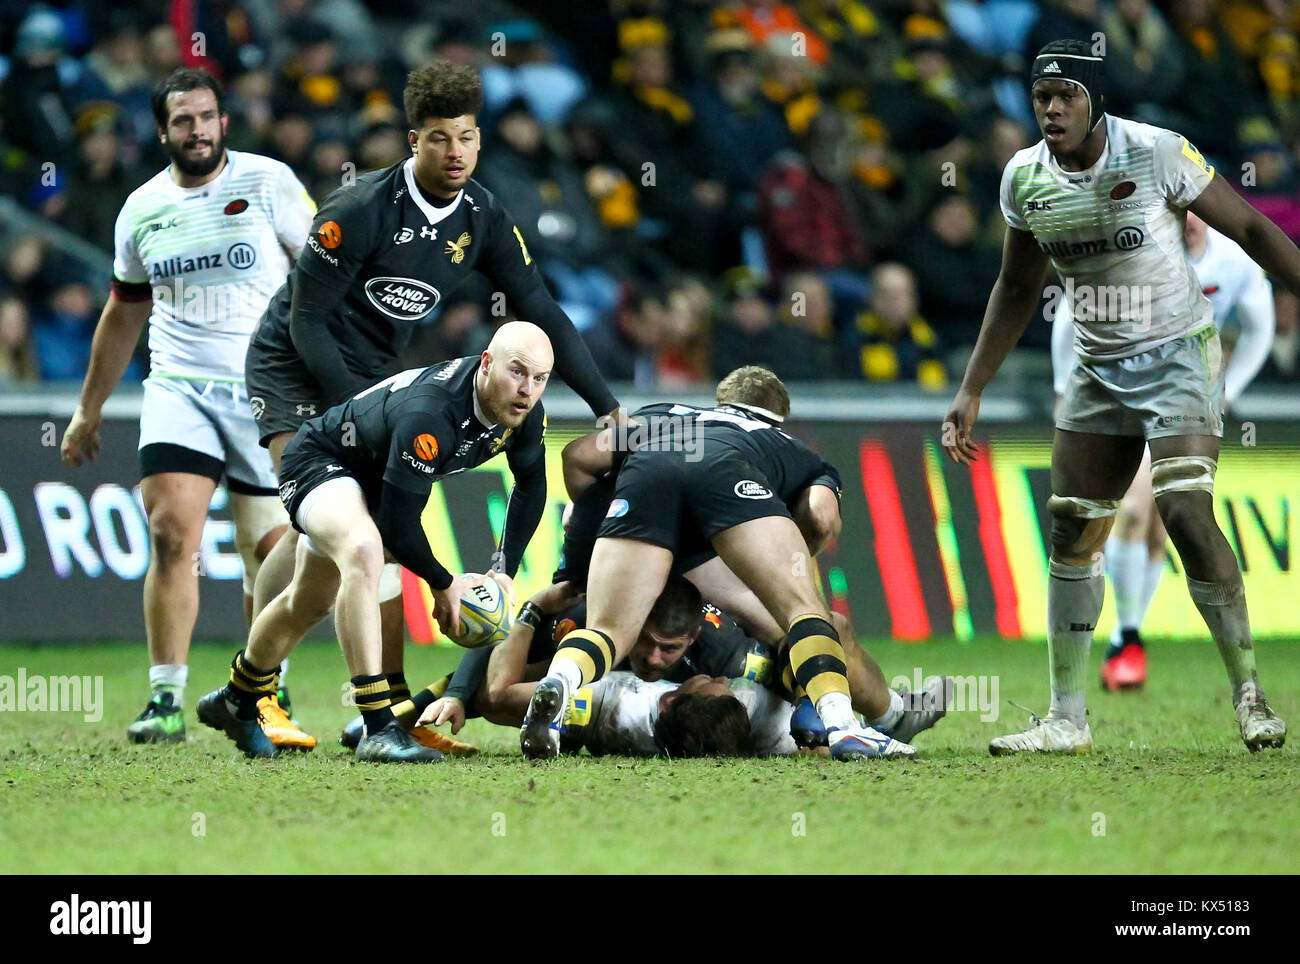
[364,276,441,321]
[1039,226,1145,258]
[149,243,257,279]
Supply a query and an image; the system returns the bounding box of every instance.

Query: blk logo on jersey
[1026,200,1053,211]
[224,198,249,215]
[733,480,773,500]
[364,277,441,320]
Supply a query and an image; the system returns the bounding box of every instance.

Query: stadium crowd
[2,0,1300,388]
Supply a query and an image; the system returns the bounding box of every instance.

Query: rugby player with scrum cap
[198,322,552,761]
[242,60,619,730]
[943,40,1300,754]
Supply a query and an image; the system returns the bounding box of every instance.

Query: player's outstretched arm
[1190,176,1300,301]
[497,449,547,579]
[791,483,842,556]
[943,227,1050,464]
[560,428,616,500]
[62,293,152,466]
[375,482,467,635]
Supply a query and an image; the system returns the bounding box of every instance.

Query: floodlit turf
[0,636,1295,874]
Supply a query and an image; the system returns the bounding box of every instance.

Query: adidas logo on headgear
[1042,60,1061,73]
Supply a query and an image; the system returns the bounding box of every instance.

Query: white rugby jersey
[727,679,797,756]
[1052,225,1275,402]
[113,150,315,382]
[1002,115,1215,360]
[579,672,676,757]
[572,672,797,757]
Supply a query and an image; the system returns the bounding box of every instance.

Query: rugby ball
[447,574,513,649]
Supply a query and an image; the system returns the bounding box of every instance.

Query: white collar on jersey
[403,158,464,225]
[471,384,496,429]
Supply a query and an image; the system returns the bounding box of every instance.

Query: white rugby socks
[1047,558,1105,726]
[149,663,188,706]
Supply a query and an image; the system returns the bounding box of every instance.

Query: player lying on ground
[198,322,551,761]
[60,67,315,748]
[241,59,619,734]
[943,39,1296,754]
[1050,211,1276,691]
[521,366,914,761]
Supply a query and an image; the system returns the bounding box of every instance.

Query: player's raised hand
[417,696,466,734]
[942,389,981,464]
[62,406,103,466]
[432,574,472,638]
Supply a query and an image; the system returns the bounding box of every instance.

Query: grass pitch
[1,636,1295,874]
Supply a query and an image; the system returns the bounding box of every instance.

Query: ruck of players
[59,40,1293,767]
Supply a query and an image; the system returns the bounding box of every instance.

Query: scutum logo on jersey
[364,277,441,320]
[734,480,773,500]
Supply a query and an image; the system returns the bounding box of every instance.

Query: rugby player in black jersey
[199,322,552,761]
[242,61,619,723]
[520,367,917,761]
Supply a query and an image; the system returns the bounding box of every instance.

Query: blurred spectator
[656,275,713,387]
[873,33,973,153]
[757,110,871,309]
[852,263,947,388]
[58,106,147,253]
[31,275,99,381]
[583,282,662,385]
[596,23,735,273]
[0,297,37,383]
[1237,117,1300,245]
[1255,28,1300,144]
[1097,0,1186,119]
[84,13,155,144]
[479,19,588,124]
[1165,0,1264,158]
[400,296,495,369]
[356,122,409,172]
[2,7,107,170]
[897,193,1000,349]
[777,271,841,378]
[711,268,831,381]
[690,28,790,198]
[1024,0,1102,62]
[1261,288,1299,381]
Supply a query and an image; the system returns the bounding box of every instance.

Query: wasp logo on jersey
[363,277,441,320]
[445,232,472,264]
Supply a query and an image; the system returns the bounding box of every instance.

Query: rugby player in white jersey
[943,39,1299,753]
[61,68,317,748]
[1051,212,1276,690]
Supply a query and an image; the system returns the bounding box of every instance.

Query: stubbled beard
[168,135,225,177]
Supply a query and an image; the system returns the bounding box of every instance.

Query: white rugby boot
[1235,681,1286,752]
[990,707,1092,756]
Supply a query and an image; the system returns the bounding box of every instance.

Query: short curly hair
[403,61,484,129]
[654,693,753,758]
[715,367,791,419]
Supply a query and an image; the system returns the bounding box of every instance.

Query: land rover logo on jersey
[1114,226,1144,250]
[734,480,773,500]
[1109,181,1136,200]
[364,277,441,320]
[228,243,256,269]
[224,198,249,215]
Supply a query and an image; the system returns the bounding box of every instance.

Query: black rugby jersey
[252,158,616,413]
[296,355,545,580]
[620,402,842,505]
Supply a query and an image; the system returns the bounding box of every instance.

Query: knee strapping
[378,562,403,603]
[231,494,289,594]
[1151,456,1217,500]
[1047,494,1118,556]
